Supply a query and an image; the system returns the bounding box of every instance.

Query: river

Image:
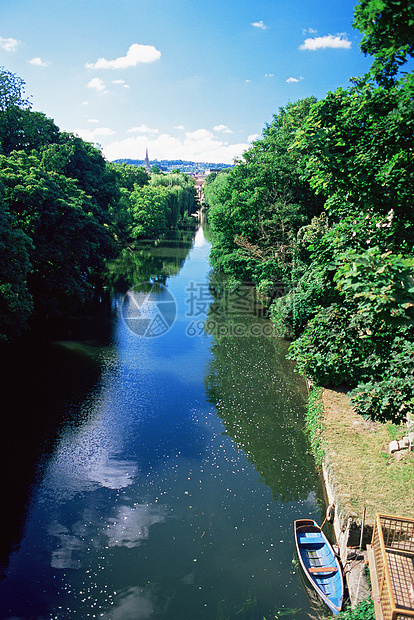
[0,227,326,620]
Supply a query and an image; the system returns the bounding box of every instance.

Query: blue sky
[1,0,373,163]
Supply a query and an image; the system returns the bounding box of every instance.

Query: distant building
[193,172,208,202]
[144,148,150,172]
[205,168,222,175]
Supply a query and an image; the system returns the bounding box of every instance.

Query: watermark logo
[121,282,177,338]
[184,281,278,339]
[121,280,291,339]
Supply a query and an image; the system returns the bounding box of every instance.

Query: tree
[353,0,414,83]
[206,20,414,422]
[150,172,197,222]
[0,67,30,112]
[0,196,33,341]
[0,68,62,155]
[284,69,414,423]
[207,98,325,290]
[41,133,120,214]
[108,162,149,191]
[294,76,414,249]
[0,108,60,155]
[128,184,170,239]
[0,151,115,318]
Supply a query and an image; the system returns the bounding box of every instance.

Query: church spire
[144,147,150,173]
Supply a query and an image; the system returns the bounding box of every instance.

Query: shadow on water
[0,336,104,579]
[205,327,318,502]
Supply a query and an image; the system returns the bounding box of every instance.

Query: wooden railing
[368,514,414,620]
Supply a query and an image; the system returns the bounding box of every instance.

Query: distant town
[114,158,234,175]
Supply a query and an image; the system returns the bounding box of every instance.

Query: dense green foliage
[353,0,414,83]
[304,387,325,466]
[205,97,325,291]
[205,0,414,423]
[0,66,197,341]
[0,150,115,319]
[337,597,375,619]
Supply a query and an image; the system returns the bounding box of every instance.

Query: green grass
[305,386,325,466]
[386,421,405,442]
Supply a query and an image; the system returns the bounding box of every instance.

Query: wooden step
[308,566,338,573]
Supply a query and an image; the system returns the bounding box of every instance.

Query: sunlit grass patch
[318,388,414,524]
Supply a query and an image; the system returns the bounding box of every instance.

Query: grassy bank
[307,386,414,527]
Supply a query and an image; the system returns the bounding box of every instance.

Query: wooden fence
[367,514,414,620]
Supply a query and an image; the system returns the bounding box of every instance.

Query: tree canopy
[206,97,324,292]
[353,0,414,82]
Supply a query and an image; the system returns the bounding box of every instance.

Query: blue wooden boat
[294,518,344,615]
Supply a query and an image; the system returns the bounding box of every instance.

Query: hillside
[113,158,233,174]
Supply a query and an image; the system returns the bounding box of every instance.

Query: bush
[287,304,374,386]
[337,598,375,619]
[351,376,414,423]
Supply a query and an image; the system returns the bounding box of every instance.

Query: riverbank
[320,388,413,528]
[315,387,414,609]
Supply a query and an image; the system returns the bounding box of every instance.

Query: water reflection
[47,500,167,571]
[0,228,323,619]
[99,585,162,620]
[104,502,167,548]
[205,284,317,503]
[107,228,196,293]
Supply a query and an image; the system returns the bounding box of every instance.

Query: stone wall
[322,462,372,608]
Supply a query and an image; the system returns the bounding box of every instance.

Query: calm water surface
[0,228,325,619]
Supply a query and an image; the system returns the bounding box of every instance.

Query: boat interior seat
[308,566,338,574]
[298,534,325,548]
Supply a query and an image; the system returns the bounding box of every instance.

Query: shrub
[337,598,375,619]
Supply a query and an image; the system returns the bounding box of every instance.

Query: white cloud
[29,57,50,67]
[87,118,99,123]
[265,73,274,78]
[174,125,184,130]
[85,43,161,70]
[103,129,250,164]
[127,124,159,134]
[252,20,267,30]
[186,128,212,141]
[286,76,303,83]
[75,126,116,142]
[248,134,260,143]
[213,124,233,134]
[112,79,130,88]
[245,79,251,83]
[0,37,19,52]
[87,77,107,92]
[302,27,318,35]
[300,34,351,50]
[90,127,116,136]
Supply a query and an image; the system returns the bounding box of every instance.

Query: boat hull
[294,519,344,615]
